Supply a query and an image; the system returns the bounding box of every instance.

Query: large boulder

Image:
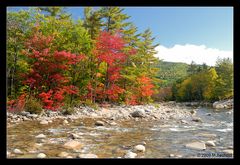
[131,109,146,118]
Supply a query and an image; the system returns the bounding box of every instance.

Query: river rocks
[131,109,146,118]
[95,120,105,126]
[78,154,98,158]
[58,152,69,157]
[192,117,202,122]
[63,140,82,150]
[205,140,216,147]
[37,153,46,158]
[124,151,137,158]
[40,120,48,125]
[133,145,145,152]
[35,134,47,139]
[213,99,233,109]
[185,142,206,150]
[13,149,23,154]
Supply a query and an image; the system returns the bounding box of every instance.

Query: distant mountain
[155,61,189,86]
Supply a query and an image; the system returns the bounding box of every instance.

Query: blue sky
[8,7,233,65]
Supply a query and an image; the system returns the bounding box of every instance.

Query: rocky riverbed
[7,102,233,158]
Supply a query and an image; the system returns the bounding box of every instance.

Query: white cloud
[154,44,233,66]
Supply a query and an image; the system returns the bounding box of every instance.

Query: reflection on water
[7,107,233,158]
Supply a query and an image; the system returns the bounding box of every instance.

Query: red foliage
[23,32,84,110]
[137,76,155,97]
[7,94,26,112]
[105,84,125,101]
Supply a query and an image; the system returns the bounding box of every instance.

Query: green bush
[62,107,75,115]
[25,98,43,114]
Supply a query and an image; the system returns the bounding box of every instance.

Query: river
[7,106,233,158]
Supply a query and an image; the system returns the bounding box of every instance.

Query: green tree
[214,58,233,100]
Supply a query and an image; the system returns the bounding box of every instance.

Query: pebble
[69,133,81,139]
[58,152,69,157]
[78,154,98,158]
[185,142,206,150]
[205,141,216,147]
[222,149,233,155]
[63,120,68,124]
[169,154,175,157]
[124,151,137,158]
[192,117,202,122]
[40,120,48,125]
[37,153,46,158]
[35,134,47,139]
[134,145,145,152]
[63,140,83,150]
[13,149,23,154]
[95,121,104,126]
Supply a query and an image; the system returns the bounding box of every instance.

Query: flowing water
[7,107,233,158]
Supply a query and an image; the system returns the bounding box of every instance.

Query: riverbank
[7,102,200,127]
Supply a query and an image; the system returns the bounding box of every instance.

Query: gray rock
[185,142,206,150]
[124,151,137,158]
[13,149,23,154]
[206,113,211,116]
[63,140,82,150]
[35,134,47,139]
[131,109,145,118]
[205,141,216,147]
[133,145,145,152]
[78,154,98,158]
[37,153,46,158]
[95,121,104,126]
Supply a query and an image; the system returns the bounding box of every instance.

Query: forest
[7,7,233,113]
